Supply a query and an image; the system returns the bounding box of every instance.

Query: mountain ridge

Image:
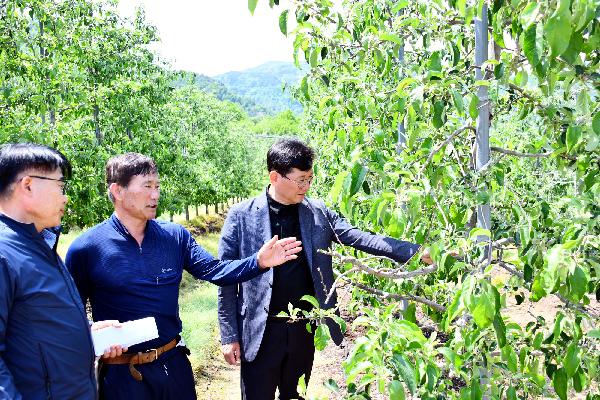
[178,61,306,116]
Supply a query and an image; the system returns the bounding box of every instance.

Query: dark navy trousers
[99,347,196,400]
[240,320,315,400]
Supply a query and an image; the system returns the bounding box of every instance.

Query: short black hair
[106,153,157,188]
[0,143,72,198]
[267,139,315,175]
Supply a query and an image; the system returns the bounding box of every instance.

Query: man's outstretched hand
[257,235,302,269]
[420,247,459,265]
[420,247,434,265]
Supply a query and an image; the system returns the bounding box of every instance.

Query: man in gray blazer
[218,139,432,400]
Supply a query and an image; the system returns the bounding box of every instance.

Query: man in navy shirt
[66,152,301,400]
[0,143,125,400]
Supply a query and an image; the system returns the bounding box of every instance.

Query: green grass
[179,233,222,371]
[57,228,84,259]
[179,282,219,369]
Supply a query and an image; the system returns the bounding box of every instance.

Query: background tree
[254,0,600,398]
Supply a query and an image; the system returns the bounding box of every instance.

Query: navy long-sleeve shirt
[0,214,96,400]
[66,214,263,352]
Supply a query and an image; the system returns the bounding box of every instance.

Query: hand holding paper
[91,320,127,358]
[91,317,159,357]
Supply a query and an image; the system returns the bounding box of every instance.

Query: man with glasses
[218,139,433,400]
[0,143,124,400]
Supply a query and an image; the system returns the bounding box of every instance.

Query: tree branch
[325,250,438,280]
[420,126,476,173]
[336,273,447,312]
[490,146,552,158]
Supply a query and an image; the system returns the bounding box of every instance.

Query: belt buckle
[145,348,158,361]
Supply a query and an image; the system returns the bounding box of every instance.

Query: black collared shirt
[266,189,315,315]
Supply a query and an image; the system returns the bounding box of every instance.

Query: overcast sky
[118,0,294,76]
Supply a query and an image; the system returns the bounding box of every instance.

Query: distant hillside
[214,61,306,115]
[174,72,269,116]
[175,62,306,117]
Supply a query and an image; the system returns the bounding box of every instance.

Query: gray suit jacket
[217,192,420,362]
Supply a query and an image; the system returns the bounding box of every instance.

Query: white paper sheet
[91,317,159,356]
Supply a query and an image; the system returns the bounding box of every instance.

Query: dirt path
[195,337,348,400]
[195,288,353,399]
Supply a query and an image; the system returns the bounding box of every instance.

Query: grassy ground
[179,233,222,373]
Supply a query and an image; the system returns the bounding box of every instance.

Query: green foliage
[0,0,265,228]
[256,0,600,397]
[252,110,301,136]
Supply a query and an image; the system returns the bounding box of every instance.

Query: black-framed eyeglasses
[27,175,69,195]
[281,175,314,189]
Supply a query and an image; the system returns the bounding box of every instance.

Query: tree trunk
[185,205,189,221]
[195,205,199,217]
[169,213,173,222]
[205,204,209,214]
[93,104,102,144]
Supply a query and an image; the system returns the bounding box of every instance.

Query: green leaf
[592,112,600,136]
[314,324,330,351]
[380,32,404,45]
[501,345,518,372]
[469,228,491,240]
[515,69,528,86]
[562,31,583,64]
[279,10,288,36]
[563,343,581,377]
[391,354,417,394]
[296,374,307,397]
[566,125,582,153]
[544,10,572,58]
[588,329,600,339]
[389,380,406,400]
[520,2,540,28]
[432,100,445,128]
[553,368,568,400]
[300,76,310,100]
[248,0,258,15]
[438,347,463,367]
[451,43,460,67]
[310,47,320,67]
[470,373,482,400]
[523,25,539,67]
[506,386,517,400]
[329,170,349,203]
[300,295,320,308]
[324,379,339,392]
[426,364,437,391]
[350,162,368,196]
[452,90,465,115]
[468,94,479,119]
[572,368,585,392]
[493,314,507,347]
[428,51,442,72]
[568,266,588,301]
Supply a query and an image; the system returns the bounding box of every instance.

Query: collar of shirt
[265,186,299,217]
[0,213,60,250]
